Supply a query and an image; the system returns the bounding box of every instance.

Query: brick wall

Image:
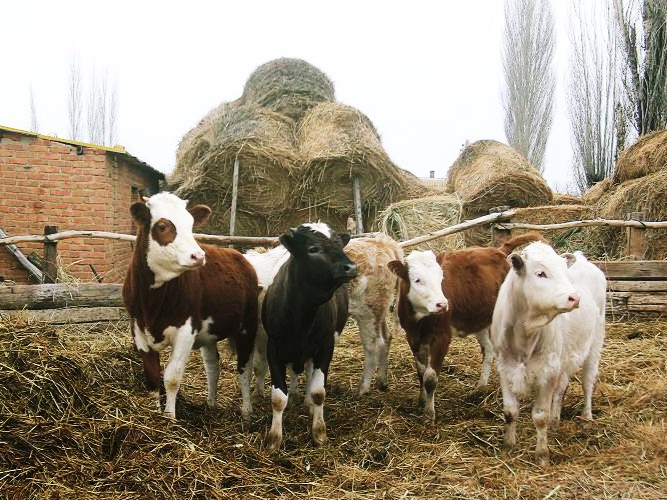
[0,129,162,284]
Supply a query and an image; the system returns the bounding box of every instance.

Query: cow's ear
[561,252,577,268]
[340,233,351,247]
[508,253,525,274]
[130,201,151,226]
[279,228,298,254]
[189,204,211,228]
[387,260,408,281]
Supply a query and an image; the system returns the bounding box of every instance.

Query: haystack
[377,194,465,253]
[612,130,667,185]
[582,178,612,205]
[446,140,553,214]
[297,102,423,231]
[241,58,335,121]
[169,102,299,235]
[594,170,667,259]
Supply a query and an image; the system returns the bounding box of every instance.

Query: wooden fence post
[625,211,647,260]
[43,225,58,283]
[229,157,240,237]
[352,176,363,234]
[489,206,512,247]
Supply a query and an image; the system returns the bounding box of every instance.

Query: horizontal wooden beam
[592,260,667,280]
[0,283,123,310]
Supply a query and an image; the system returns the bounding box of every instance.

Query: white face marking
[302,222,332,238]
[144,192,206,288]
[405,250,448,319]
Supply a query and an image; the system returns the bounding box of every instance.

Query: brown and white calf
[491,242,606,466]
[387,233,545,423]
[122,192,259,420]
[344,233,404,395]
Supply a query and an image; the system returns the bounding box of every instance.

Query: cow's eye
[537,271,547,278]
[156,223,168,232]
[308,246,319,254]
[414,278,421,284]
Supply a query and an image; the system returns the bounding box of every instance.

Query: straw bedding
[2,313,666,498]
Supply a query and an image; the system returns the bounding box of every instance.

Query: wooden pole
[625,211,647,260]
[229,157,240,236]
[490,205,512,247]
[43,225,58,283]
[352,176,363,234]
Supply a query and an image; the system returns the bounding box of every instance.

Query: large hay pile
[171,103,299,235]
[377,194,465,253]
[612,129,667,185]
[297,102,418,230]
[241,58,335,121]
[445,140,553,246]
[2,314,667,498]
[171,58,424,236]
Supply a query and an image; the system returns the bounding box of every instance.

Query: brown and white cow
[345,233,404,395]
[387,233,545,423]
[122,192,259,420]
[491,242,605,466]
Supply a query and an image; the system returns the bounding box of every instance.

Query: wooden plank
[0,306,126,324]
[627,293,667,312]
[607,280,667,292]
[592,261,667,280]
[0,283,123,310]
[0,228,44,281]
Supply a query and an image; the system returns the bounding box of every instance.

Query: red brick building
[0,125,164,284]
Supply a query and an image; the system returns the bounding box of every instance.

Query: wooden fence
[2,208,667,321]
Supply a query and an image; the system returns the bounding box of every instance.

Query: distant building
[0,125,164,284]
[419,170,447,192]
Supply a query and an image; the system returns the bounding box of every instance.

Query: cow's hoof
[265,433,282,454]
[163,411,176,421]
[376,380,389,392]
[535,450,550,467]
[312,423,327,446]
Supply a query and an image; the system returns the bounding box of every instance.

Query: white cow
[490,241,606,466]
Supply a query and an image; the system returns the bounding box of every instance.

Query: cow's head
[388,250,448,320]
[279,223,357,300]
[508,241,580,324]
[130,192,211,287]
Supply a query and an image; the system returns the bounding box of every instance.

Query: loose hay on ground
[2,313,666,498]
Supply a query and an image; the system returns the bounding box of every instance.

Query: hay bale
[553,193,583,205]
[297,102,421,232]
[169,102,299,235]
[446,140,553,215]
[612,130,667,185]
[241,58,335,121]
[595,170,667,259]
[377,194,465,253]
[582,178,612,205]
[511,204,604,256]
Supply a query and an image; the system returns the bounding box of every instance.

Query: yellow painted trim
[0,124,127,154]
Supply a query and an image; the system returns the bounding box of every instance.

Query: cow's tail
[499,231,548,256]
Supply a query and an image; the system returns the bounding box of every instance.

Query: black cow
[262,223,357,452]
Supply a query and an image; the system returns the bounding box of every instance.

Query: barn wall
[0,129,160,284]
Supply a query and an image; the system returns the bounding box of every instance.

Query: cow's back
[441,247,508,334]
[199,244,259,338]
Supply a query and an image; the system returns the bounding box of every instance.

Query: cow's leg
[357,314,379,395]
[163,321,196,419]
[411,342,429,409]
[234,328,256,421]
[421,333,448,425]
[133,322,162,411]
[533,381,556,466]
[266,339,288,453]
[580,346,602,427]
[474,328,494,392]
[252,326,268,397]
[304,359,315,413]
[550,371,569,430]
[199,343,220,408]
[376,317,392,391]
[500,373,519,451]
[309,367,327,446]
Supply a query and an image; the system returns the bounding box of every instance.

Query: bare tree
[67,57,83,141]
[107,81,118,146]
[85,68,118,145]
[614,0,667,136]
[501,0,556,172]
[568,1,621,193]
[86,70,102,144]
[29,86,39,133]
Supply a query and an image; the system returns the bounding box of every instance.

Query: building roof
[0,125,165,180]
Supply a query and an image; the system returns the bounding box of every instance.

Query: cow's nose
[191,250,206,266]
[344,262,358,277]
[434,299,448,313]
[568,293,580,309]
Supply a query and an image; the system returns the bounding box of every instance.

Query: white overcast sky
[2,0,576,192]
